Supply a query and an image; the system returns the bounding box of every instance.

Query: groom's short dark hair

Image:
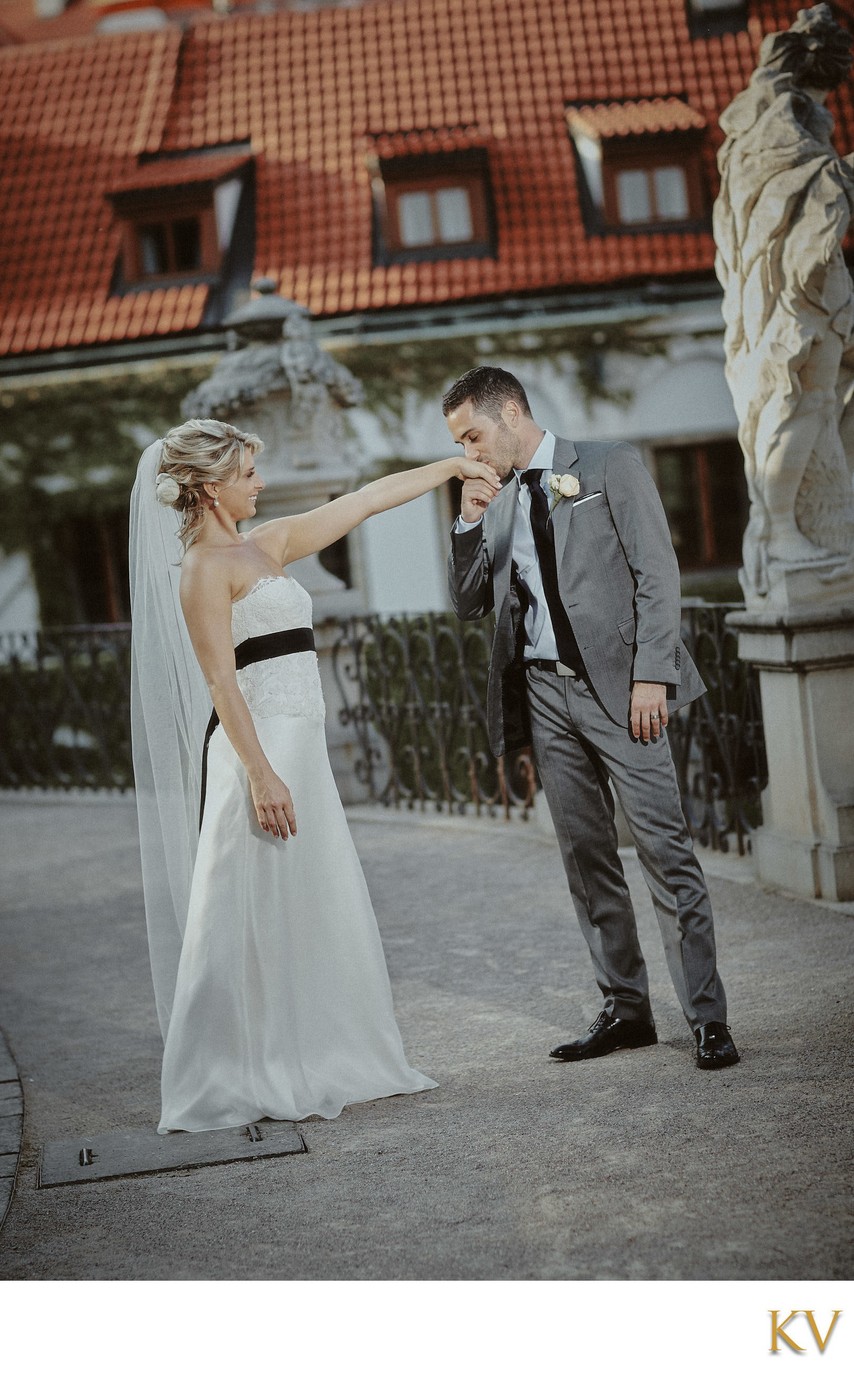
[442,366,533,422]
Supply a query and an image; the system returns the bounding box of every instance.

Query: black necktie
[521,469,585,675]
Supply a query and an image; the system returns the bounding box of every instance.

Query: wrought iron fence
[0,605,767,854]
[331,612,537,820]
[332,603,767,852]
[0,625,132,791]
[669,603,767,853]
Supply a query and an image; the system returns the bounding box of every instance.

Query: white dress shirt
[455,430,560,660]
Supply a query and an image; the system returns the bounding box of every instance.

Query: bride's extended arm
[253,457,499,566]
[180,561,297,840]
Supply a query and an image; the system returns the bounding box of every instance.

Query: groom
[444,366,739,1070]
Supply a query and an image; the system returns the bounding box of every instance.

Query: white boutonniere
[548,472,581,510]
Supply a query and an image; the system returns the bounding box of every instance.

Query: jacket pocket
[617,617,635,645]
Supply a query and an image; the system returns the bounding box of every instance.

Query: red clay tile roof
[567,98,707,141]
[110,150,251,196]
[365,125,491,160]
[1,0,853,359]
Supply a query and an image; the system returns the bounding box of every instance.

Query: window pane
[57,513,129,624]
[655,440,748,569]
[436,186,473,243]
[689,0,744,11]
[138,224,168,275]
[653,166,690,221]
[615,169,651,224]
[172,217,201,271]
[654,448,702,568]
[397,191,434,247]
[706,439,749,566]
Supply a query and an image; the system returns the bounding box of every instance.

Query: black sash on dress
[199,626,316,828]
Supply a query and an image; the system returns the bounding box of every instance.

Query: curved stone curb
[0,1027,23,1236]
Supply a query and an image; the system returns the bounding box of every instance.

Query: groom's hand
[460,476,498,523]
[630,681,668,742]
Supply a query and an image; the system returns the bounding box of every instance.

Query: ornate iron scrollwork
[0,604,766,855]
[333,604,766,850]
[0,625,132,790]
[332,612,536,818]
[670,603,767,853]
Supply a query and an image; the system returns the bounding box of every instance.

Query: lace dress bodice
[231,575,325,722]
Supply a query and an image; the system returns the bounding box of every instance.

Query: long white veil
[129,441,211,1039]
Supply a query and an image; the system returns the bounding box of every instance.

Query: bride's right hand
[457,458,501,487]
[249,771,297,839]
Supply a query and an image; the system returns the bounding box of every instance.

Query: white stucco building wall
[0,550,40,636]
[342,302,740,616]
[0,300,742,629]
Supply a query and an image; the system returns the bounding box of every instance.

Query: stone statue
[714,4,854,608]
[180,280,368,618]
[279,303,364,414]
[182,282,364,473]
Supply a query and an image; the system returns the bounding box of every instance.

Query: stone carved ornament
[714,4,854,607]
[182,290,364,468]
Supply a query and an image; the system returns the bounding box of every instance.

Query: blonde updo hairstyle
[156,418,264,550]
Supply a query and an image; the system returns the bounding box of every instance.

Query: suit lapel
[486,472,518,585]
[486,438,579,596]
[550,437,580,568]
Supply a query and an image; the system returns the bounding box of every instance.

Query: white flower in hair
[155,472,181,506]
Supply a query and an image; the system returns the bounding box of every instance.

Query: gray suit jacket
[448,436,705,757]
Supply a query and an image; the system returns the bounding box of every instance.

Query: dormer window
[130,205,215,281]
[568,100,707,233]
[400,184,468,247]
[108,150,251,289]
[390,175,484,251]
[140,219,200,276]
[609,153,694,226]
[371,146,494,265]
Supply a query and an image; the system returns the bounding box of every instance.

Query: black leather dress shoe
[695,1022,739,1069]
[550,1010,657,1062]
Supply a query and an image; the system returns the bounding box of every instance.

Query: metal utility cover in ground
[39,1120,306,1187]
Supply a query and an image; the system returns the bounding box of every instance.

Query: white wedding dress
[158,574,436,1133]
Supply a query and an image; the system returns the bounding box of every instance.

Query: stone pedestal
[761,559,854,613]
[728,605,854,901]
[246,473,365,617]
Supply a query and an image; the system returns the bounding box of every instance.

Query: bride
[129,418,499,1133]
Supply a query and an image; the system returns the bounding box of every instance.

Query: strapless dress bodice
[231,575,325,721]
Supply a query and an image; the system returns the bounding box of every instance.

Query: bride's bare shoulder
[247,514,294,558]
[179,544,235,599]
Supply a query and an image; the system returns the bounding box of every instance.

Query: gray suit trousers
[526,665,727,1030]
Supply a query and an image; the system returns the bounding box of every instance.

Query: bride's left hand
[249,770,297,839]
